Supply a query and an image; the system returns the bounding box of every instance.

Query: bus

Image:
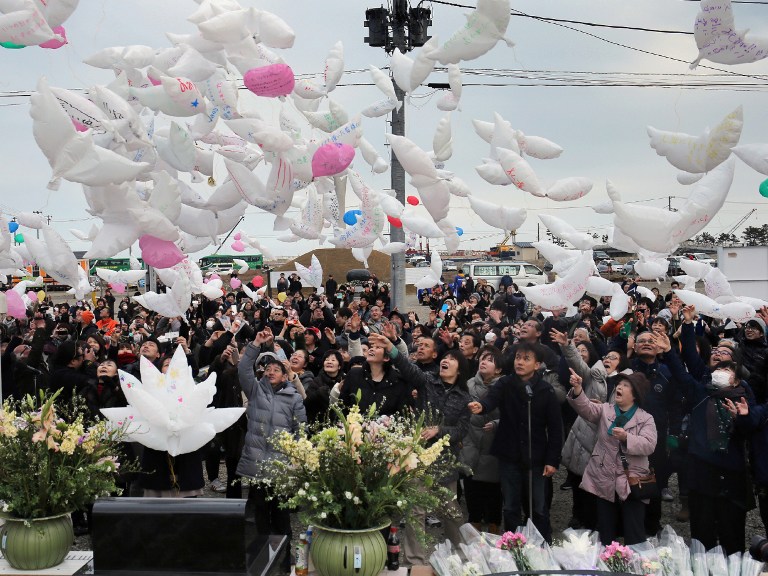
[198,254,263,271]
[88,258,144,275]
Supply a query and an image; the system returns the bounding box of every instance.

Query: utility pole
[364,0,431,311]
[32,211,51,239]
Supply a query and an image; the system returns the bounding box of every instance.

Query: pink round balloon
[139,234,185,269]
[243,64,295,98]
[231,240,246,252]
[233,232,242,240]
[27,291,37,301]
[252,276,264,288]
[110,282,127,294]
[5,290,26,319]
[210,274,220,281]
[148,73,162,86]
[40,26,67,49]
[230,278,242,290]
[312,142,355,178]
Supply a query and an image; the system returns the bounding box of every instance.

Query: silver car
[622,260,637,275]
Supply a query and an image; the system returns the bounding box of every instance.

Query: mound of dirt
[276,248,392,284]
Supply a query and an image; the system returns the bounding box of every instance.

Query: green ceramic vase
[311,523,389,576]
[0,513,74,570]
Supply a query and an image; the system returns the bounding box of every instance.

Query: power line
[430,0,692,34]
[428,0,768,83]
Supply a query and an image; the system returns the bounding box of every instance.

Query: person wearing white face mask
[661,306,756,555]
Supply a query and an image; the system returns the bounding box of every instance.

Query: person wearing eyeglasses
[738,314,768,403]
[663,306,756,555]
[629,329,683,537]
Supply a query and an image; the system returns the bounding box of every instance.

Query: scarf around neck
[608,403,638,436]
[705,383,746,452]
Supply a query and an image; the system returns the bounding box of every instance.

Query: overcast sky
[1,0,767,259]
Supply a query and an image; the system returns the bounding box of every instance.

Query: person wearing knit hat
[567,369,657,546]
[74,308,99,340]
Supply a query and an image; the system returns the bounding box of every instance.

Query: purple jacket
[567,391,657,502]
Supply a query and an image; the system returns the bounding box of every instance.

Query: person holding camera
[567,370,657,545]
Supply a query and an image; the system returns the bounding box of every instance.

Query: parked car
[667,257,683,276]
[593,250,610,262]
[415,261,431,268]
[622,260,638,275]
[443,260,458,271]
[596,259,622,274]
[683,252,716,266]
[461,261,547,287]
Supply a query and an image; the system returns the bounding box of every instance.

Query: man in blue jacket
[468,342,562,541]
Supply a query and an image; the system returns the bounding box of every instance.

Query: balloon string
[672,87,684,132]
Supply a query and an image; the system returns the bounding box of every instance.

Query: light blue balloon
[455,227,464,236]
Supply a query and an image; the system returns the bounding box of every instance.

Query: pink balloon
[252,276,264,288]
[139,234,185,269]
[233,232,242,240]
[148,72,162,86]
[110,282,127,294]
[5,290,26,319]
[27,291,37,301]
[40,26,67,49]
[312,142,355,178]
[243,64,295,98]
[231,240,246,252]
[230,278,242,290]
[210,274,220,281]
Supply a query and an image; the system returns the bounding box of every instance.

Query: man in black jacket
[469,342,562,541]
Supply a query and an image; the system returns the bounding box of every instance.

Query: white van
[463,261,547,288]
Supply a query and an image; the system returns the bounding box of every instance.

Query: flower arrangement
[262,402,459,531]
[0,392,129,519]
[600,541,634,573]
[496,532,532,571]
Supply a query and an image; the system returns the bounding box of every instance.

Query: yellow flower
[60,438,76,455]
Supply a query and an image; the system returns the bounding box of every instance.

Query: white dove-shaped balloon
[295,254,323,291]
[101,346,245,456]
[691,0,768,69]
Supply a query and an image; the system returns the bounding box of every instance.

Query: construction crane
[488,230,516,259]
[725,208,756,237]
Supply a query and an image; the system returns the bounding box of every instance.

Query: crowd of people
[2,268,768,563]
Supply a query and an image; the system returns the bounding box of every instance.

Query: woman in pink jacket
[567,371,657,545]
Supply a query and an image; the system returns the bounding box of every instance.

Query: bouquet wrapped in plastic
[518,519,560,570]
[657,525,693,576]
[598,541,640,574]
[690,539,709,576]
[707,545,729,576]
[739,551,764,576]
[551,529,601,570]
[429,540,465,576]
